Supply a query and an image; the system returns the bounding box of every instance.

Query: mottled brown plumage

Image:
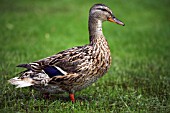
[8,4,125,102]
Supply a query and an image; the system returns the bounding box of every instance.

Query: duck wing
[17,45,93,77]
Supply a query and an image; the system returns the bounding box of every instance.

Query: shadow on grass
[1,86,93,112]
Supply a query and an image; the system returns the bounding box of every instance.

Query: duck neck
[88,17,104,44]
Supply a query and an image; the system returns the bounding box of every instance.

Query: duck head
[89,4,125,26]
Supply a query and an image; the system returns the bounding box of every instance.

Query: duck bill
[108,17,125,26]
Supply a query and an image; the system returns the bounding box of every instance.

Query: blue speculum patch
[44,66,64,77]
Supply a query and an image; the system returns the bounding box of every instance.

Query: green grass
[0,0,170,112]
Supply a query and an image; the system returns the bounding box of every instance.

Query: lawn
[0,0,170,112]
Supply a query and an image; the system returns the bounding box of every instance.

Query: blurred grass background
[0,0,170,112]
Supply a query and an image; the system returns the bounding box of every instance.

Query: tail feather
[17,64,31,69]
[8,77,34,88]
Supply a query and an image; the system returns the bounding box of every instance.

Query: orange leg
[69,93,75,103]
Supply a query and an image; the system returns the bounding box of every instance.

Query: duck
[8,3,125,103]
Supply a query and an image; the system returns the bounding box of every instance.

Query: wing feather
[17,45,93,75]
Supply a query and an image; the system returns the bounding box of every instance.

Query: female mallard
[8,4,124,102]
